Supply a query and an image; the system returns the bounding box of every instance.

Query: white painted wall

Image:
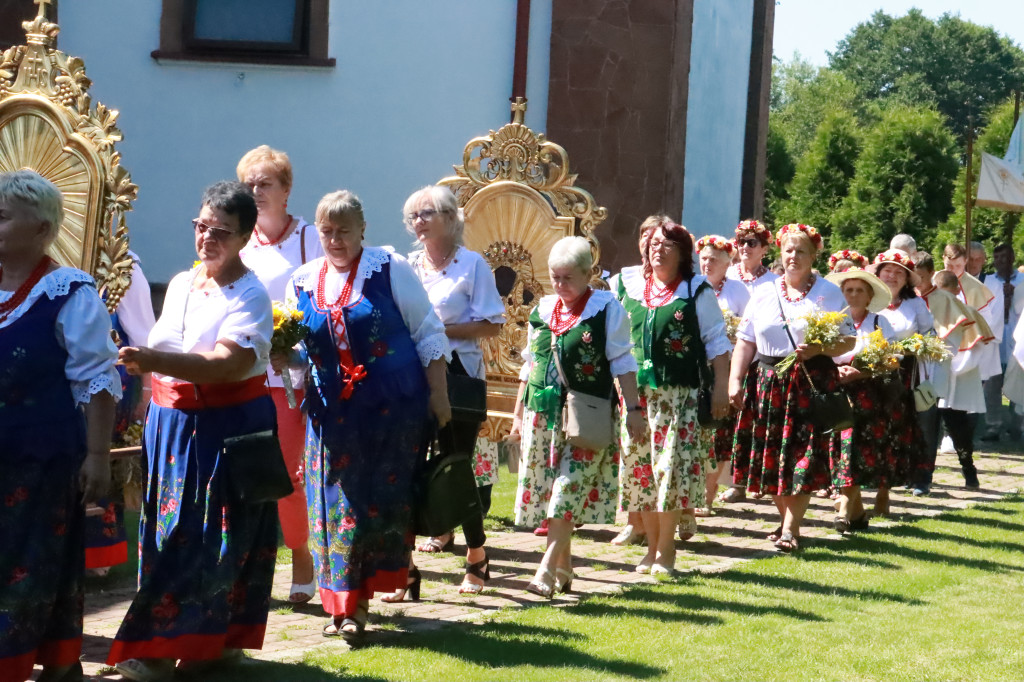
[57,0,551,283]
[682,0,753,239]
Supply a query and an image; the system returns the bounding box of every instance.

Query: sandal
[416,533,454,553]
[717,487,745,503]
[555,567,574,594]
[833,514,850,535]
[289,580,316,604]
[677,514,698,542]
[651,563,675,577]
[114,658,175,682]
[610,524,647,546]
[693,507,713,518]
[525,568,555,598]
[458,554,490,595]
[380,566,421,603]
[635,556,655,574]
[766,525,784,542]
[324,600,369,644]
[775,531,800,553]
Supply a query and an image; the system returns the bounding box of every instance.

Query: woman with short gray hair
[510,235,643,597]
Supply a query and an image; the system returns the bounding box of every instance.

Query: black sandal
[834,514,850,535]
[766,525,784,542]
[775,531,800,553]
[459,554,490,595]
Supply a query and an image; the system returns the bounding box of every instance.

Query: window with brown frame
[152,0,334,67]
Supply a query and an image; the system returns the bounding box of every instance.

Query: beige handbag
[912,361,937,412]
[551,333,614,452]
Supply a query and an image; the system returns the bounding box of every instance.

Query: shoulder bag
[447,351,488,424]
[222,430,295,504]
[551,330,615,452]
[413,424,481,537]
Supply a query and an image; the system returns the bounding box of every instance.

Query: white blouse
[409,246,506,380]
[609,266,733,361]
[727,264,778,297]
[0,267,121,406]
[287,246,450,367]
[833,312,895,365]
[148,268,272,383]
[737,276,853,357]
[240,218,323,388]
[877,297,934,340]
[518,289,638,382]
[116,252,157,348]
[715,278,751,318]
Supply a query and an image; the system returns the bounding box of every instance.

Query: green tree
[935,98,1023,258]
[833,106,959,256]
[830,10,1024,138]
[771,58,862,161]
[763,116,795,229]
[775,110,862,233]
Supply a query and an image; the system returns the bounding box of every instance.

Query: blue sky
[773,0,1024,67]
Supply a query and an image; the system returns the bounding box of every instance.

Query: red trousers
[270,387,310,551]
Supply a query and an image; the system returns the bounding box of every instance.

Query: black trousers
[443,352,488,550]
[939,408,977,459]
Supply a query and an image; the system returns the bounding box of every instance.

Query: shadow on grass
[586,586,825,622]
[707,571,926,604]
[176,658,384,682]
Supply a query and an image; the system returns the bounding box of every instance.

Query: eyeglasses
[650,239,678,253]
[192,218,238,241]
[404,208,441,224]
[737,238,761,248]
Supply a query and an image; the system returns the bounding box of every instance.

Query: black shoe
[963,470,980,489]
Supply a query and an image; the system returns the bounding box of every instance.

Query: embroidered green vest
[524,305,613,426]
[615,276,705,389]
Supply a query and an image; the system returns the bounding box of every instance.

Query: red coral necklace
[739,264,766,283]
[253,215,293,247]
[315,250,366,399]
[779,273,815,303]
[550,288,592,336]
[0,255,52,324]
[644,275,682,308]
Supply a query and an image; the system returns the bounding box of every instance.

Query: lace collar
[536,288,615,325]
[619,265,706,304]
[0,267,95,327]
[291,245,394,291]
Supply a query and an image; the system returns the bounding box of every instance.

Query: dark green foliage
[763,117,795,229]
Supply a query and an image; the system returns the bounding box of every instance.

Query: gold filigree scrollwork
[480,240,544,377]
[0,1,136,312]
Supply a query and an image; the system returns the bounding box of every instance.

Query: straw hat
[870,248,922,287]
[825,268,892,313]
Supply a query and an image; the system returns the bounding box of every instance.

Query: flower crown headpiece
[775,223,822,249]
[695,235,734,255]
[828,249,868,272]
[873,249,915,270]
[734,219,770,241]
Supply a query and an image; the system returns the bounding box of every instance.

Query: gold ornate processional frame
[0,0,136,311]
[439,97,607,443]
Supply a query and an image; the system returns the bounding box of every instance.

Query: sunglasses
[737,238,762,248]
[192,218,238,242]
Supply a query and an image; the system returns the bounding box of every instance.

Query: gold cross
[34,0,53,19]
[511,97,528,125]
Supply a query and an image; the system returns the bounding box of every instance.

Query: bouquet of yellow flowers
[720,305,741,345]
[894,333,952,363]
[271,301,309,408]
[851,329,900,375]
[775,309,849,374]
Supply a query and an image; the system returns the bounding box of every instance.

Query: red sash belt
[152,375,269,410]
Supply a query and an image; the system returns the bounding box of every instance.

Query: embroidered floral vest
[615,277,705,389]
[295,259,427,418]
[0,281,87,462]
[524,305,613,423]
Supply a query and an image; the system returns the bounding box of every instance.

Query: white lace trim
[416,333,451,366]
[71,371,123,406]
[536,288,617,324]
[291,246,392,292]
[618,266,706,304]
[0,267,95,327]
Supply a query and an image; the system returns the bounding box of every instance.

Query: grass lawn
[194,492,1024,682]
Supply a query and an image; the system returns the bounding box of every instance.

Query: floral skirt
[108,397,279,665]
[0,455,84,682]
[618,385,710,512]
[892,360,928,483]
[829,376,901,488]
[304,392,430,618]
[473,438,500,487]
[514,408,619,527]
[732,357,836,496]
[84,498,127,570]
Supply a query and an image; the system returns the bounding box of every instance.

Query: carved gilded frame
[440,99,607,441]
[0,2,136,311]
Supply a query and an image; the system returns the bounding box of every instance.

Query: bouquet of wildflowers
[894,333,952,363]
[852,329,900,375]
[720,305,741,345]
[775,310,849,374]
[271,301,309,408]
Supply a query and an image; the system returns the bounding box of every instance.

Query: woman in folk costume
[824,265,895,533]
[275,190,451,642]
[109,183,279,680]
[237,145,323,604]
[729,224,855,552]
[718,219,777,505]
[511,236,644,594]
[0,171,119,682]
[694,235,749,516]
[871,249,933,511]
[610,219,731,573]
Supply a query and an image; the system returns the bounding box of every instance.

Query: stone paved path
[64,445,1024,679]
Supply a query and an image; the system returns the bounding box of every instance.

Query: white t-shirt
[727,263,778,297]
[737,275,853,357]
[240,218,323,388]
[877,297,934,340]
[408,246,506,380]
[286,246,450,367]
[715,278,751,318]
[0,267,122,406]
[148,268,272,384]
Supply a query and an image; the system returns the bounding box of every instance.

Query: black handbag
[222,430,294,504]
[687,279,726,428]
[413,425,481,537]
[776,290,854,435]
[447,352,488,424]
